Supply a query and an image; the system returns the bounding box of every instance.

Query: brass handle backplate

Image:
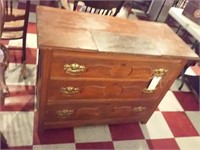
[56,109,74,119]
[132,106,147,112]
[154,68,168,77]
[60,86,80,95]
[64,63,85,75]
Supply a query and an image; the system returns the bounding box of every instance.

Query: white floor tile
[8,39,23,48]
[0,112,34,147]
[74,125,112,143]
[33,143,76,150]
[170,78,190,92]
[4,95,36,106]
[5,63,37,86]
[8,33,37,49]
[26,33,38,49]
[186,112,200,135]
[29,12,36,23]
[175,136,200,150]
[113,140,149,150]
[158,91,184,111]
[140,112,174,139]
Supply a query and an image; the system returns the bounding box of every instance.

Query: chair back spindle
[1,0,30,79]
[0,0,10,103]
[73,0,125,16]
[0,0,5,36]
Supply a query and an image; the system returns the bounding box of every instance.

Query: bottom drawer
[44,100,154,123]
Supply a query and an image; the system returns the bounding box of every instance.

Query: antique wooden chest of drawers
[36,6,198,131]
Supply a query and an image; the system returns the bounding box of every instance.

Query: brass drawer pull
[143,88,155,94]
[132,106,146,112]
[60,86,80,95]
[143,68,167,94]
[64,63,85,75]
[56,109,74,119]
[154,68,168,77]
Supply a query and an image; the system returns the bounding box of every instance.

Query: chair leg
[0,87,9,105]
[164,15,170,23]
[178,70,185,90]
[0,67,9,105]
[0,89,4,105]
[21,61,26,79]
[176,25,182,34]
[21,36,27,79]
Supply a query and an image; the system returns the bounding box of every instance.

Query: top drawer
[50,50,182,80]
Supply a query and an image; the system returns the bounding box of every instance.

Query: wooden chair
[1,0,30,79]
[0,0,9,104]
[73,0,125,16]
[0,44,9,104]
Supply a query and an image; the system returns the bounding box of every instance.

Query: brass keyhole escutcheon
[60,86,80,95]
[132,106,147,112]
[56,109,74,119]
[154,68,168,77]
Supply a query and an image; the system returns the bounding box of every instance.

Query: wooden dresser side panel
[37,49,53,132]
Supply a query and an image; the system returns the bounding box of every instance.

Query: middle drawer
[47,79,157,101]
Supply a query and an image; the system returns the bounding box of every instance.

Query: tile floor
[0,1,200,150]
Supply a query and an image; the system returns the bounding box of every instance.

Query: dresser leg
[140,117,151,124]
[38,123,45,134]
[0,132,8,149]
[37,114,45,133]
[140,121,147,124]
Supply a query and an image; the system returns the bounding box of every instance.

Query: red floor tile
[76,142,114,150]
[0,85,35,111]
[27,23,37,34]
[0,40,9,45]
[33,112,75,145]
[173,91,199,111]
[9,48,37,64]
[0,96,35,111]
[163,112,199,137]
[147,139,180,150]
[109,123,144,140]
[8,85,35,96]
[34,128,75,145]
[8,146,33,150]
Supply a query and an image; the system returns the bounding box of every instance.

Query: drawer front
[50,51,180,80]
[44,100,153,122]
[47,79,158,100]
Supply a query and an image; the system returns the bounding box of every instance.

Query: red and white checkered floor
[0,1,200,150]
